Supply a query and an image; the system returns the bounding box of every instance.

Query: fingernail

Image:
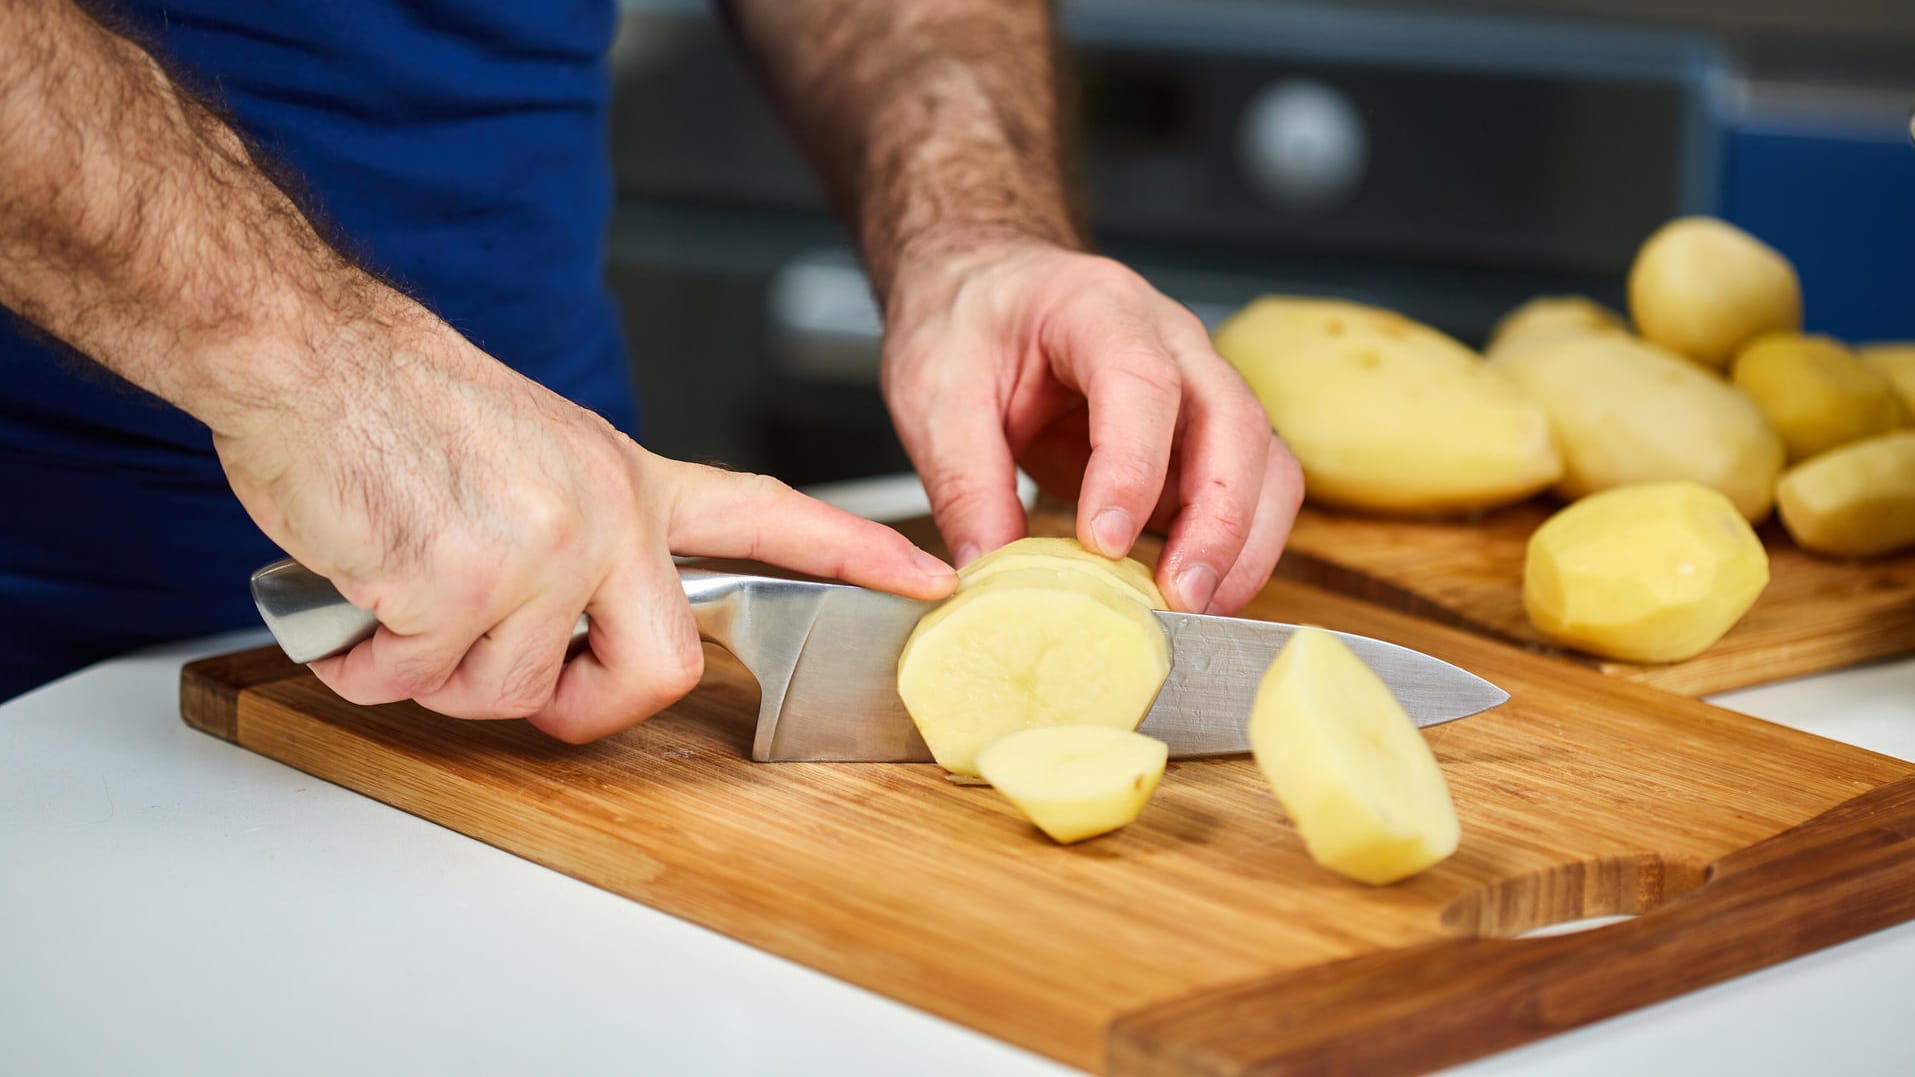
[914,549,958,579]
[1176,564,1220,613]
[1090,508,1134,558]
[953,543,981,568]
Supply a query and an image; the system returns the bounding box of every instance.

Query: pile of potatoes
[1214,216,1915,665]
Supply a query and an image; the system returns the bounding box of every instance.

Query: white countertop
[6,475,1915,1076]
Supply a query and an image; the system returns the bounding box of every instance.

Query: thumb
[659,460,956,600]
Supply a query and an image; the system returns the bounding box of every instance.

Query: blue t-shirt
[0,1,635,698]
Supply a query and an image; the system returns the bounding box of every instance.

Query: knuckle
[650,637,707,704]
[489,654,562,719]
[385,648,458,698]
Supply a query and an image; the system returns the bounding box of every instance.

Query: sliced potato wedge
[976,725,1167,844]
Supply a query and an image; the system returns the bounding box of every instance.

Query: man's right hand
[216,302,956,743]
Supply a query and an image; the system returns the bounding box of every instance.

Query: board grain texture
[1267,501,1915,696]
[182,572,1915,1075]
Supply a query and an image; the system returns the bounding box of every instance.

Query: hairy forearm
[720,0,1080,304]
[0,0,415,436]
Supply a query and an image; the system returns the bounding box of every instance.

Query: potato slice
[1776,430,1915,559]
[956,536,1166,609]
[1248,627,1459,885]
[1731,333,1902,463]
[1485,295,1626,359]
[1524,482,1769,663]
[1214,297,1561,515]
[1859,343,1915,419]
[898,564,1170,777]
[1490,331,1785,520]
[1628,217,1802,369]
[976,725,1168,844]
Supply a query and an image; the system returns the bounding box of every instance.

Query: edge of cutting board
[1106,772,1915,1075]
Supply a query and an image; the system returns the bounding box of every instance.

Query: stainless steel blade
[1133,611,1509,759]
[759,595,1508,762]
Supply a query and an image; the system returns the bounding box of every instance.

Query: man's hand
[723,0,1303,612]
[219,302,956,743]
[0,0,955,740]
[883,240,1300,614]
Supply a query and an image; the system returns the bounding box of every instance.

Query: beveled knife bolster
[1106,775,1915,1077]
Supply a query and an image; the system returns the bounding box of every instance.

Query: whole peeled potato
[1525,482,1769,663]
[1731,333,1904,462]
[1490,331,1785,521]
[1485,295,1626,359]
[1628,217,1802,369]
[1860,343,1915,419]
[1215,297,1561,516]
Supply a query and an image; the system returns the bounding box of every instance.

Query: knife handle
[249,559,744,665]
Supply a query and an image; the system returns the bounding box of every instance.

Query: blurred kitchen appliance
[606,0,1728,484]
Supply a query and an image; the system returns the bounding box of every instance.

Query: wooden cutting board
[1274,501,1915,696]
[182,576,1915,1076]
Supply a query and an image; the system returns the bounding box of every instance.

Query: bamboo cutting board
[1274,502,1915,697]
[182,577,1915,1076]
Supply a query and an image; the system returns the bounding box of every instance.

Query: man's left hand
[882,239,1304,616]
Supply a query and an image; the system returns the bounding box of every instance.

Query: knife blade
[251,560,1508,762]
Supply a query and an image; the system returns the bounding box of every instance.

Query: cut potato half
[1249,627,1459,885]
[898,558,1171,777]
[976,725,1168,844]
[1776,431,1915,559]
[1524,482,1769,663]
[957,537,1166,608]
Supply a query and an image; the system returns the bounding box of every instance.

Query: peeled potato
[1490,331,1785,520]
[956,537,1165,608]
[1776,431,1915,559]
[976,725,1167,844]
[1859,343,1915,420]
[898,549,1170,777]
[1248,627,1459,885]
[1215,297,1561,515]
[1731,333,1903,463]
[1486,295,1626,359]
[1524,482,1769,663]
[1628,217,1802,369]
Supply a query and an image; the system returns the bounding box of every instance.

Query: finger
[309,623,479,708]
[890,388,1026,567]
[662,461,957,600]
[1208,437,1305,615]
[409,596,584,720]
[1152,355,1274,612]
[528,554,704,744]
[1053,319,1180,559]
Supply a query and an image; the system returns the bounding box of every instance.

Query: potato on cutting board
[976,725,1168,844]
[1860,343,1915,419]
[1776,431,1915,559]
[1524,482,1770,663]
[1489,330,1785,520]
[1731,333,1903,463]
[1214,296,1561,516]
[1628,216,1802,369]
[897,539,1170,777]
[1484,295,1626,359]
[1248,627,1459,885]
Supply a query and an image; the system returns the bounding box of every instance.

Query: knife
[250,560,1508,762]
